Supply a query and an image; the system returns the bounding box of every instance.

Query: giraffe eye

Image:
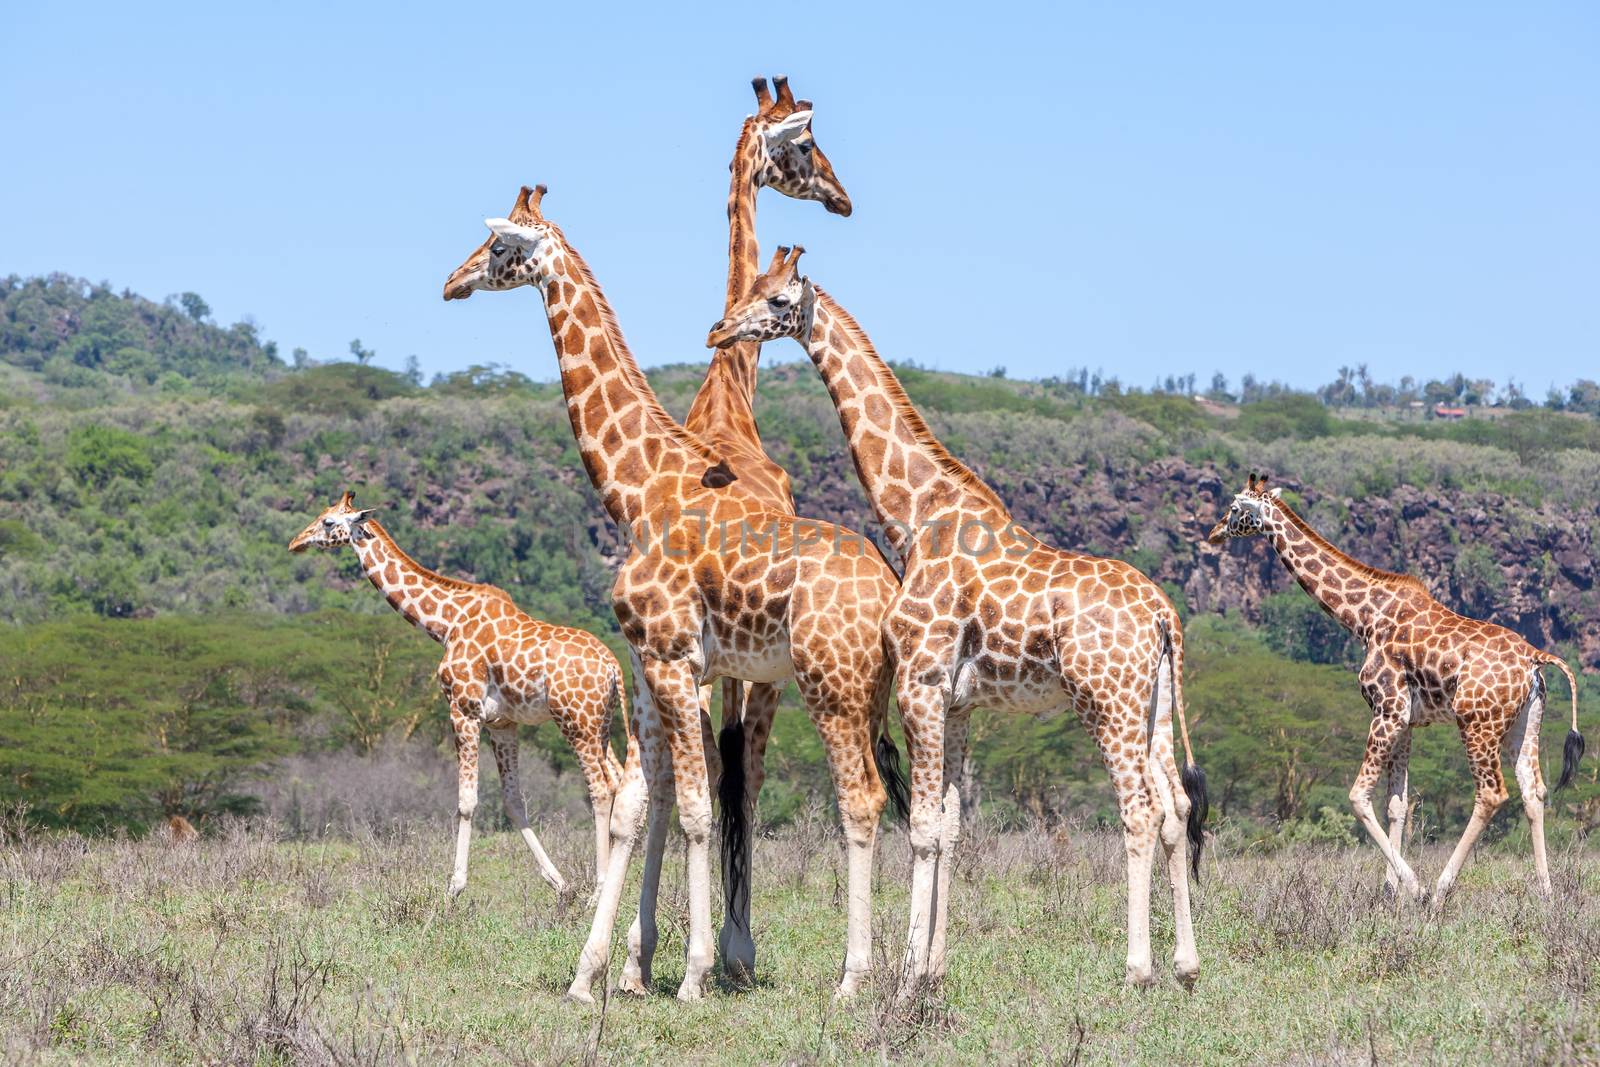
[770,294,791,309]
[323,519,335,529]
[795,140,814,155]
[491,243,508,257]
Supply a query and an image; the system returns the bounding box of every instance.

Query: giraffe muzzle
[1206,521,1229,544]
[706,320,739,349]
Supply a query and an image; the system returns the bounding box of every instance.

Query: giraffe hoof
[675,982,705,1003]
[564,985,596,1006]
[1174,961,1200,989]
[446,879,466,900]
[1125,965,1157,989]
[617,970,650,997]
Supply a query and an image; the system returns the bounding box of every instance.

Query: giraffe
[1206,472,1585,901]
[678,74,857,982]
[288,492,626,901]
[443,186,903,1003]
[707,248,1208,988]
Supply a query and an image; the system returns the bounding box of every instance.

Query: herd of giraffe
[288,77,1585,1002]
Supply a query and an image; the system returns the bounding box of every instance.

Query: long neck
[685,125,764,437]
[533,231,720,533]
[802,289,1012,552]
[350,520,466,644]
[1260,500,1386,639]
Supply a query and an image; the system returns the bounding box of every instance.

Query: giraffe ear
[485,218,543,249]
[762,109,813,148]
[700,460,738,489]
[1268,488,1283,499]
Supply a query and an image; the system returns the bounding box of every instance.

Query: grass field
[3,812,1598,1065]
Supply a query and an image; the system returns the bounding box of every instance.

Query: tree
[349,338,375,366]
[177,292,211,323]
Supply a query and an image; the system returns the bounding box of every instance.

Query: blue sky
[3,2,1595,393]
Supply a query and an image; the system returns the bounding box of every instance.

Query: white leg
[1432,717,1508,904]
[567,671,653,1005]
[490,726,566,894]
[1350,708,1423,898]
[928,711,970,982]
[635,658,716,1002]
[1119,788,1159,987]
[447,707,481,900]
[619,760,672,996]
[1148,737,1199,984]
[1382,729,1412,898]
[1511,684,1552,898]
[895,680,947,986]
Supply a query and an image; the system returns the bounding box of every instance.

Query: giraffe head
[1207,472,1283,544]
[745,75,851,216]
[288,491,377,552]
[442,184,557,301]
[706,246,812,348]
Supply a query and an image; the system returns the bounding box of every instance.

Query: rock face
[777,452,1600,669]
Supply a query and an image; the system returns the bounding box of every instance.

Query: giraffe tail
[1535,651,1585,791]
[1162,616,1208,878]
[870,665,910,824]
[716,678,751,934]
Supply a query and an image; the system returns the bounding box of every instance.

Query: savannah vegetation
[2,273,1599,1061]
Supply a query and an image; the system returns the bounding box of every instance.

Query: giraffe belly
[958,658,1068,716]
[703,633,794,685]
[482,680,553,727]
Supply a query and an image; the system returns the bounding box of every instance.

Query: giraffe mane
[367,520,511,599]
[814,288,1012,518]
[1270,496,1426,592]
[544,222,723,464]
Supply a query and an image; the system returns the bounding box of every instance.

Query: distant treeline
[2,274,1596,836]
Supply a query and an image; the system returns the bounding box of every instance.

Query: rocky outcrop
[779,452,1600,669]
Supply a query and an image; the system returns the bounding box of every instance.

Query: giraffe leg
[567,661,653,1005]
[619,742,673,997]
[489,724,566,894]
[719,681,779,985]
[1104,729,1160,988]
[927,709,971,983]
[1381,727,1413,899]
[1147,662,1199,986]
[1349,696,1423,899]
[798,685,887,998]
[549,696,620,903]
[1433,714,1510,904]
[895,678,949,987]
[638,657,716,1002]
[447,703,482,900]
[1510,679,1552,898]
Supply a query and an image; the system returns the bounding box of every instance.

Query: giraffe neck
[350,520,466,644]
[685,124,764,442]
[531,228,721,535]
[1260,500,1385,639]
[802,289,1013,553]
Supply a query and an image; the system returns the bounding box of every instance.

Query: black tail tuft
[1557,729,1586,793]
[717,720,750,933]
[1181,761,1209,880]
[875,733,910,824]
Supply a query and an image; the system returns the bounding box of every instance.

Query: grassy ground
[3,813,1598,1065]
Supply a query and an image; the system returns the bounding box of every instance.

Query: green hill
[2,274,1597,833]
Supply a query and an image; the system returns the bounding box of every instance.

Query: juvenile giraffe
[676,74,859,982]
[1207,472,1585,901]
[289,492,625,900]
[444,187,902,1002]
[708,248,1208,988]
